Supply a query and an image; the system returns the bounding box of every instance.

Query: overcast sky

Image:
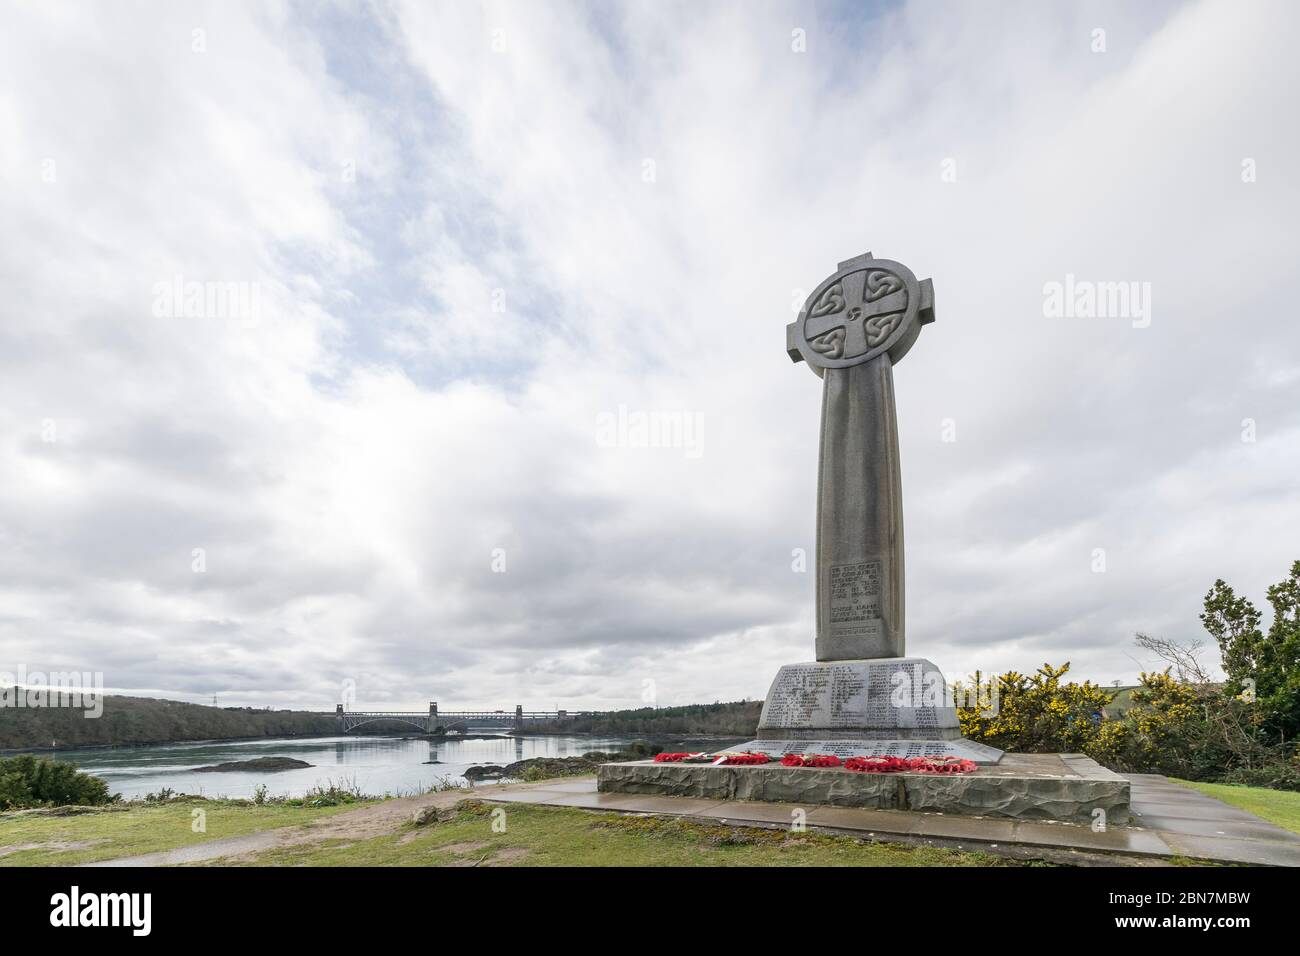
[1,0,1297,712]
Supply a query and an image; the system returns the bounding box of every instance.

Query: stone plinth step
[597,753,1130,826]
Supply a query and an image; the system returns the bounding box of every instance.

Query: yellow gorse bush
[956,663,1120,761]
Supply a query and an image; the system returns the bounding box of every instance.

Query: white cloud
[1,0,1297,711]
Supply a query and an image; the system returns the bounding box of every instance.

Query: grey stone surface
[750,655,1003,763]
[597,753,1128,825]
[787,253,934,661]
[1123,773,1300,843]
[692,801,810,825]
[1155,832,1300,867]
[815,357,905,660]
[802,805,931,835]
[754,657,960,737]
[1127,813,1292,840]
[1009,821,1172,856]
[900,771,1129,824]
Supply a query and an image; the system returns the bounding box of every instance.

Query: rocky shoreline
[463,738,750,782]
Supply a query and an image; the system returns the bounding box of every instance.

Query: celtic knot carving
[865,270,903,302]
[802,267,908,362]
[866,312,901,347]
[809,328,845,358]
[788,254,933,372]
[809,283,844,318]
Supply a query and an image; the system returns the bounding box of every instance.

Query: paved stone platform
[477,773,1300,866]
[597,753,1129,825]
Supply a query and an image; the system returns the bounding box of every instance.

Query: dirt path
[83,782,535,867]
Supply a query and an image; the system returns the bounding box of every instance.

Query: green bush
[0,754,114,809]
[1218,754,1300,791]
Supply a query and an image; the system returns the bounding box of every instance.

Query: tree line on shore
[0,694,337,751]
[524,700,763,737]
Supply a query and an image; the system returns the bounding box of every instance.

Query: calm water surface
[53,734,640,800]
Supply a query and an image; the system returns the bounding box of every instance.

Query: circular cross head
[789,254,935,373]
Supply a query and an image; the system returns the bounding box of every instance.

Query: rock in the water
[461,749,663,784]
[501,756,592,778]
[463,764,506,780]
[192,757,312,773]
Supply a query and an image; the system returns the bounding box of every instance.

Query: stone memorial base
[733,736,1003,763]
[745,656,1003,765]
[597,753,1131,825]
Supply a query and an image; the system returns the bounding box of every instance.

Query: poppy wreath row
[721,752,772,765]
[780,754,842,768]
[652,752,976,774]
[843,756,977,774]
[653,752,772,765]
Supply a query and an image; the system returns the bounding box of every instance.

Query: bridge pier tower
[514,704,524,731]
[336,703,343,730]
[428,701,438,733]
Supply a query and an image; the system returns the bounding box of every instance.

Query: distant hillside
[525,700,761,737]
[1101,686,1140,719]
[1099,683,1224,720]
[0,692,336,751]
[0,693,765,751]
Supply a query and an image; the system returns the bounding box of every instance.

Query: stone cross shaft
[786,253,935,661]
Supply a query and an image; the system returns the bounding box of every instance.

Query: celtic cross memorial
[786,252,935,661]
[731,252,1001,763]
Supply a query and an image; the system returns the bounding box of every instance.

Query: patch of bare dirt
[440,840,490,855]
[0,839,108,858]
[485,847,529,865]
[87,779,551,866]
[444,845,529,867]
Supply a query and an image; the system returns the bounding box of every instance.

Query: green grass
[0,792,1060,867]
[1102,686,1138,717]
[0,799,365,867]
[225,800,1035,868]
[1171,779,1300,835]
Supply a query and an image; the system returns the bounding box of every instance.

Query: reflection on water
[51,734,639,800]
